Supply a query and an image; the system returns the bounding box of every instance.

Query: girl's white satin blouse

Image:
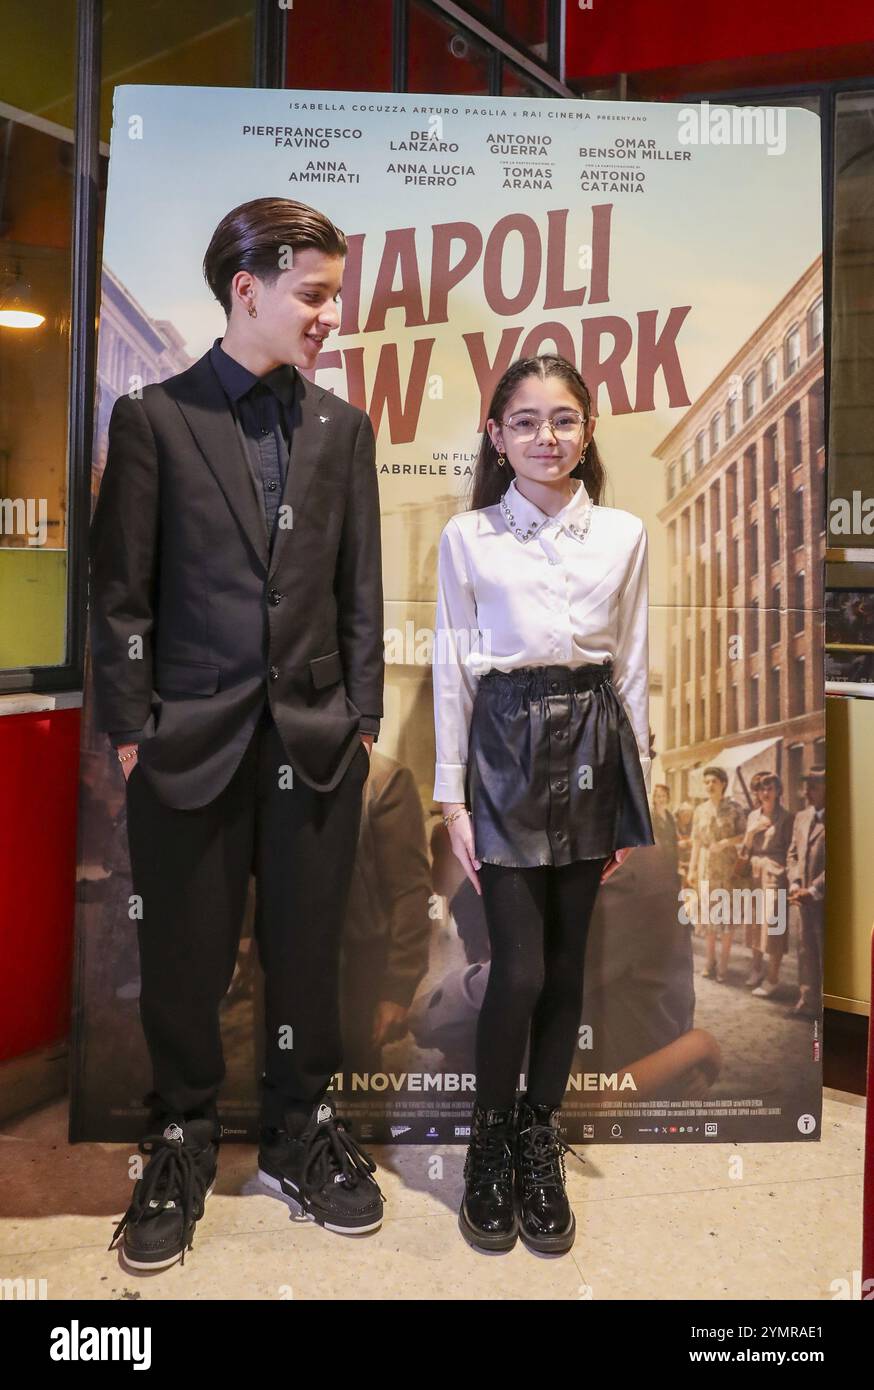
[432,476,652,804]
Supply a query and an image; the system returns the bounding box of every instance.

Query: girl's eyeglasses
[501,410,587,442]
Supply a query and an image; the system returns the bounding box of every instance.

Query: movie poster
[72,86,824,1145]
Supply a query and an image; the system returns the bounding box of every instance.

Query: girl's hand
[600,846,633,883]
[118,745,138,782]
[443,805,482,896]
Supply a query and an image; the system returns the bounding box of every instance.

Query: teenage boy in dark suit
[90,198,385,1269]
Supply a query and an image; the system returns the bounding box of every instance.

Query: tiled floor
[0,1091,866,1300]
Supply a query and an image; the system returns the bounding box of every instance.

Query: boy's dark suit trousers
[126,704,372,1129]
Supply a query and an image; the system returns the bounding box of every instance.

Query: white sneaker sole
[257,1167,382,1234]
[118,1181,215,1272]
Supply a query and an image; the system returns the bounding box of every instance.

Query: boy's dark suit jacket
[88,350,384,811]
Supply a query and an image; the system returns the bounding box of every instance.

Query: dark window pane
[0,1,77,124]
[101,1,254,142]
[502,0,547,55]
[502,61,552,97]
[829,91,874,548]
[409,1,491,94]
[0,1,76,672]
[286,0,392,92]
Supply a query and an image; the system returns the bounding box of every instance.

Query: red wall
[287,0,393,90]
[565,0,874,85]
[561,0,872,78]
[0,709,79,1062]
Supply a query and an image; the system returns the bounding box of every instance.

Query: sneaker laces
[301,1113,385,1201]
[518,1117,586,1192]
[108,1131,211,1265]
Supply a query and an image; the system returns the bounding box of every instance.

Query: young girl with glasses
[432,353,655,1254]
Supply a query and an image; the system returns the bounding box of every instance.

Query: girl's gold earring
[247,301,258,318]
[496,449,506,468]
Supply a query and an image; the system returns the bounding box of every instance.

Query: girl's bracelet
[442,807,470,829]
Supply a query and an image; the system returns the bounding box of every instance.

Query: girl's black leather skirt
[464,661,655,869]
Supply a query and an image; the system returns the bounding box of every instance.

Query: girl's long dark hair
[467,354,606,511]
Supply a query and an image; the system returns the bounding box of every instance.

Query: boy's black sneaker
[108,1116,219,1271]
[257,1093,384,1233]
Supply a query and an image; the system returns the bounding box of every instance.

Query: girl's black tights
[474,856,608,1111]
